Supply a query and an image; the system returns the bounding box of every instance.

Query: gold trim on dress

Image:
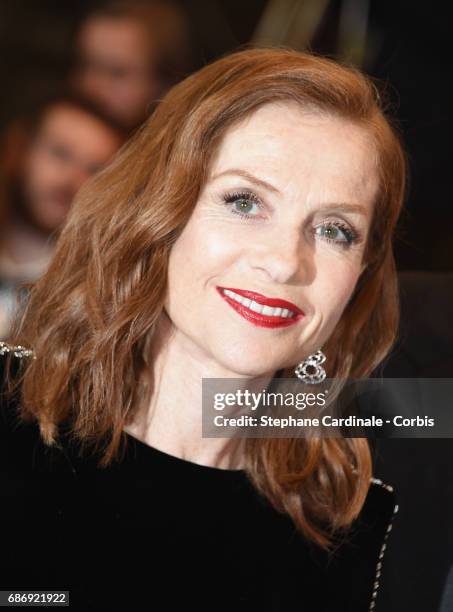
[368,477,399,610]
[0,341,36,359]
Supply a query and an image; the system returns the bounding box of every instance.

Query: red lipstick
[216,286,304,329]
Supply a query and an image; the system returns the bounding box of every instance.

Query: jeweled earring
[295,349,326,384]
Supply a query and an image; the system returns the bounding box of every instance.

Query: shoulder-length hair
[7,47,406,548]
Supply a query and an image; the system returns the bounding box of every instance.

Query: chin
[218,362,277,378]
[210,341,287,379]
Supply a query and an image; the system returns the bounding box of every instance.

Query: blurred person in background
[0,95,124,340]
[71,0,194,131]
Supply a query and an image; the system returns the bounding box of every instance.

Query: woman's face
[164,102,379,377]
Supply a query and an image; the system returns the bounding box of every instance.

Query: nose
[247,227,315,285]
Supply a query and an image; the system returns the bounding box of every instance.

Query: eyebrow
[210,168,369,216]
[210,168,282,194]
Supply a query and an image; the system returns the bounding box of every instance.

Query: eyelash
[221,190,361,248]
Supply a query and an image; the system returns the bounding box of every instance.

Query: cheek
[315,258,362,336]
[27,155,59,189]
[169,218,241,290]
[165,218,242,328]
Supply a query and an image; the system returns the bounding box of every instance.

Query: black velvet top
[0,350,397,612]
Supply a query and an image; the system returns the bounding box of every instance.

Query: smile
[216,286,304,328]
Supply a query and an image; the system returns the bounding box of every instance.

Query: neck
[124,312,275,470]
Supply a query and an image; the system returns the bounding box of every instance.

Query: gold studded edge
[0,341,36,360]
[368,477,399,610]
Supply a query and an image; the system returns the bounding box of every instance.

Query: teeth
[222,289,296,318]
[249,301,263,314]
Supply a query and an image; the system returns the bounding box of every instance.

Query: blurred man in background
[71,0,193,131]
[0,95,124,339]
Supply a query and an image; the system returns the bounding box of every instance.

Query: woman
[0,47,405,611]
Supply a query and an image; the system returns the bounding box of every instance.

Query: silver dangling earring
[294,349,326,384]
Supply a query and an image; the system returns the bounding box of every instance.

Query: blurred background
[0,1,452,611]
[1,0,452,340]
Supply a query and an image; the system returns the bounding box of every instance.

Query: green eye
[223,191,262,218]
[234,198,255,214]
[316,223,355,245]
[319,226,342,240]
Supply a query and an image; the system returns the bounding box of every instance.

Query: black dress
[0,350,397,611]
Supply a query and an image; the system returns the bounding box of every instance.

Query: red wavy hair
[7,47,406,548]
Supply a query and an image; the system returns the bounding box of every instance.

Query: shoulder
[0,343,29,434]
[325,477,398,610]
[358,476,399,572]
[0,343,81,493]
[0,342,44,468]
[1,339,35,402]
[360,476,398,531]
[266,476,398,610]
[0,341,35,393]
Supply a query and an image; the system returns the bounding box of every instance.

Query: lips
[216,286,304,329]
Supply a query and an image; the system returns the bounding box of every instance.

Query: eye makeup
[222,190,265,220]
[314,220,361,246]
[219,188,362,249]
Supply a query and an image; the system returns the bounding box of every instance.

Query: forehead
[37,105,119,158]
[209,102,379,199]
[78,16,150,60]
